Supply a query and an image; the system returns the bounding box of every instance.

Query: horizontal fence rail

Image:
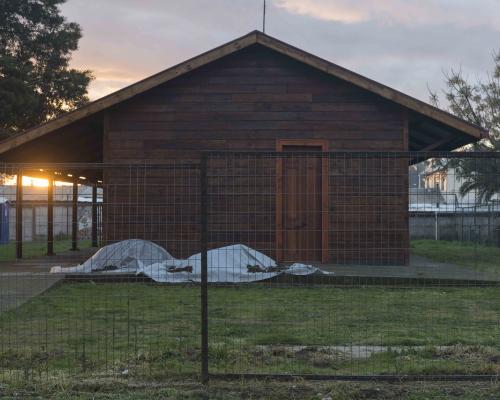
[0,151,498,385]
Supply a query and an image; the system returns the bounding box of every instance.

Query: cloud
[87,79,134,100]
[274,0,500,29]
[62,0,267,100]
[274,0,369,23]
[81,68,142,99]
[59,0,498,103]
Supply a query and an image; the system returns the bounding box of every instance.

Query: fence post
[434,211,439,241]
[91,184,98,247]
[200,153,209,384]
[71,179,78,251]
[16,171,23,259]
[47,175,54,256]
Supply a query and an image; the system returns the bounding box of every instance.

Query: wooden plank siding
[329,156,410,265]
[103,44,409,264]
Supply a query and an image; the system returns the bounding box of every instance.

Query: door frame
[275,139,329,263]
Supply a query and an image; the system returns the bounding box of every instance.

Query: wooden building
[0,31,486,265]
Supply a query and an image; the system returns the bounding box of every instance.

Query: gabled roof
[0,30,487,154]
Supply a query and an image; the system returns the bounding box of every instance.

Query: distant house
[409,187,446,208]
[421,164,499,209]
[0,185,102,241]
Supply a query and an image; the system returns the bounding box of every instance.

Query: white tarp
[51,239,173,274]
[51,239,332,283]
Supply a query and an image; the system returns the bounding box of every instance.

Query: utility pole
[262,0,266,33]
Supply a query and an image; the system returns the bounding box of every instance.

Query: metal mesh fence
[0,152,498,385]
[203,151,500,380]
[0,163,201,383]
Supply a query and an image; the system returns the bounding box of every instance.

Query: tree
[430,52,500,204]
[0,0,93,137]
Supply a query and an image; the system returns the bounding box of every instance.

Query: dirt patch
[294,346,347,368]
[1,379,499,400]
[430,345,500,362]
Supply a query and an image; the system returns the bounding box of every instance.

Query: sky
[60,0,499,103]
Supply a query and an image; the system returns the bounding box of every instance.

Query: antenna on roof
[262,0,266,33]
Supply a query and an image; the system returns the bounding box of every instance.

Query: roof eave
[0,31,260,155]
[0,30,487,155]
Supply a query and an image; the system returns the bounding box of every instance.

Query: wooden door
[276,140,329,263]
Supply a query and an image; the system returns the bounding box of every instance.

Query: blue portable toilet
[0,197,9,245]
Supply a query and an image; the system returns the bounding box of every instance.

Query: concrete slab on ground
[320,254,500,282]
[0,273,63,313]
[256,345,465,359]
[0,247,98,313]
[0,247,98,273]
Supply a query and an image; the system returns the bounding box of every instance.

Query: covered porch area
[0,111,104,263]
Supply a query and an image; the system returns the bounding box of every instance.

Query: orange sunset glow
[3,176,72,187]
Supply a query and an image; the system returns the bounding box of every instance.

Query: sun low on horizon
[3,176,73,187]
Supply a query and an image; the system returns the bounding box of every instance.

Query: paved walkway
[321,255,500,282]
[0,247,98,273]
[0,273,63,313]
[0,247,98,313]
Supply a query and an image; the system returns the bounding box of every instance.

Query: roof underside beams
[14,168,103,185]
[0,116,104,184]
[408,113,477,151]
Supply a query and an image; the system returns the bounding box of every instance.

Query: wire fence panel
[204,151,500,380]
[0,152,498,386]
[0,163,201,384]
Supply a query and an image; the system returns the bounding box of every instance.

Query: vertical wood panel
[276,139,329,263]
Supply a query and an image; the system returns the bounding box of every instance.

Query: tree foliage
[430,52,500,203]
[0,0,93,137]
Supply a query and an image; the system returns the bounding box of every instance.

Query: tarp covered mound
[50,239,173,274]
[51,239,332,283]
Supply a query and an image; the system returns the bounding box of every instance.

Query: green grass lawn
[411,239,500,276]
[1,239,500,390]
[1,282,499,383]
[0,239,92,260]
